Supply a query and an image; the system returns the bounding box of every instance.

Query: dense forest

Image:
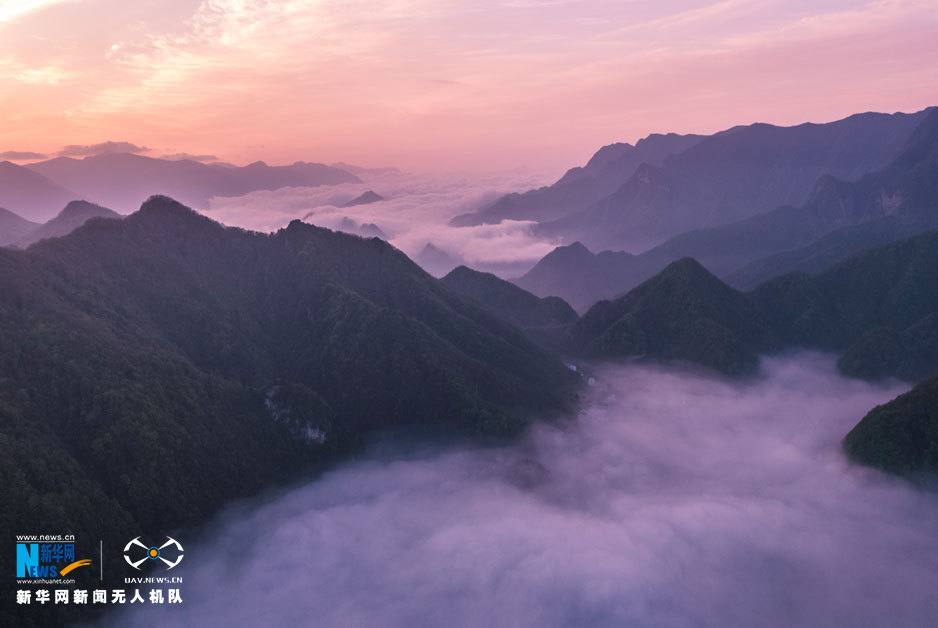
[844,375,938,474]
[0,196,575,626]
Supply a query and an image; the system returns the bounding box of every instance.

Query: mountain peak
[441,264,578,329]
[573,256,777,375]
[548,241,594,261]
[664,255,708,272]
[584,142,634,169]
[139,194,197,215]
[14,199,122,247]
[130,195,219,233]
[57,199,114,219]
[893,106,938,169]
[647,256,725,289]
[443,264,474,280]
[342,190,384,207]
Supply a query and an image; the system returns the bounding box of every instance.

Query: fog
[204,169,560,276]
[101,354,938,628]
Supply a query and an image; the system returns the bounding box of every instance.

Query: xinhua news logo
[16,535,91,579]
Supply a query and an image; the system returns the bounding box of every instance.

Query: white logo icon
[123,536,184,570]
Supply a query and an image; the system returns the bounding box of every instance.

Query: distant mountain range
[330,162,400,177]
[0,160,77,222]
[516,107,938,312]
[14,200,121,248]
[456,109,930,253]
[553,227,938,380]
[335,216,387,239]
[450,133,704,227]
[0,153,361,218]
[415,242,461,277]
[0,205,39,245]
[0,195,573,590]
[0,200,121,248]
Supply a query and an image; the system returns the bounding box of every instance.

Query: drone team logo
[123,537,184,570]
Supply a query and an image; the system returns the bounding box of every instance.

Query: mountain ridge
[14,200,122,248]
[517,107,938,311]
[534,108,932,250]
[25,152,361,213]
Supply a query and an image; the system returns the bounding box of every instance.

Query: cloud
[57,141,149,157]
[2,0,935,171]
[101,353,938,628]
[0,55,72,85]
[160,152,219,162]
[0,150,47,160]
[204,169,560,276]
[0,0,75,23]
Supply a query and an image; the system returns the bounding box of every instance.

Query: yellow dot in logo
[149,548,158,558]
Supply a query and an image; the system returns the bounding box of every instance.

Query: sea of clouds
[99,353,938,628]
[204,169,560,277]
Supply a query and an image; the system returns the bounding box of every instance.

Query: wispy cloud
[0,150,48,160]
[0,0,75,23]
[0,0,935,170]
[0,55,72,85]
[58,140,149,156]
[160,152,219,162]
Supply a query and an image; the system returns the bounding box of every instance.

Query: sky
[1,0,937,172]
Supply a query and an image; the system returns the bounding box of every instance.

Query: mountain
[751,229,938,350]
[450,133,704,226]
[518,108,938,312]
[559,227,938,380]
[514,242,647,313]
[415,242,462,277]
[536,109,931,250]
[335,217,387,239]
[14,200,121,247]
[342,190,385,207]
[571,258,780,375]
[749,229,938,383]
[726,216,924,291]
[0,206,39,246]
[728,107,938,289]
[442,265,578,331]
[0,196,574,607]
[844,375,938,475]
[26,153,361,213]
[0,161,78,222]
[837,313,938,382]
[330,162,400,177]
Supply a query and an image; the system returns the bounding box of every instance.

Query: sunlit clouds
[1,0,936,171]
[0,0,74,23]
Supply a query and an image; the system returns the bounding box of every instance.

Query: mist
[100,353,938,628]
[204,169,560,276]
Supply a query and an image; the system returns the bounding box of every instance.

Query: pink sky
[1,0,936,174]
